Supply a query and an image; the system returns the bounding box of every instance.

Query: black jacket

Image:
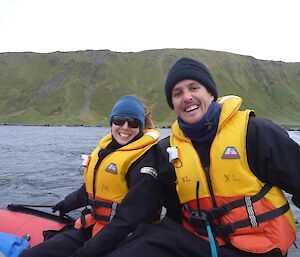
[157,116,300,219]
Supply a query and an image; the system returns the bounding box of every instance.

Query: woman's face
[172,79,214,124]
[111,116,140,145]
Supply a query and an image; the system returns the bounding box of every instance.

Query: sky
[0,0,299,62]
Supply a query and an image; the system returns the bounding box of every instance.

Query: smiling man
[170,79,214,124]
[105,57,300,257]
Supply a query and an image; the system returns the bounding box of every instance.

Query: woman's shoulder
[158,136,171,152]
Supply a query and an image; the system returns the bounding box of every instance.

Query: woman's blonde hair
[130,95,155,129]
[144,105,155,129]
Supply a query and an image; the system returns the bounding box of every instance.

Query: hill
[0,49,299,127]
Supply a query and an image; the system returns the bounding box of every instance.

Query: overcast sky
[0,0,299,62]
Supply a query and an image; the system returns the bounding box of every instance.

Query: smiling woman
[109,95,145,145]
[19,95,162,257]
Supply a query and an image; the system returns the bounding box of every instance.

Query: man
[106,57,300,257]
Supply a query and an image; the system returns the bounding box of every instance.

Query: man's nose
[182,91,193,102]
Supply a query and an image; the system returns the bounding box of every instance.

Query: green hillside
[0,49,299,127]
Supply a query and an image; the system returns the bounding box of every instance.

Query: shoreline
[0,122,172,129]
[0,122,298,131]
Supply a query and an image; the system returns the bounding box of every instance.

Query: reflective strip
[109,202,118,222]
[218,95,241,104]
[145,131,160,140]
[245,196,258,228]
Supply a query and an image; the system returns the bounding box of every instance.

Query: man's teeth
[185,105,199,112]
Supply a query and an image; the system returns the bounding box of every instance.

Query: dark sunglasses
[112,116,140,129]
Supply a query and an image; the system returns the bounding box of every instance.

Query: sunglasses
[112,116,141,129]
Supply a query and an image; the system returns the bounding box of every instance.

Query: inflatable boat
[0,204,75,247]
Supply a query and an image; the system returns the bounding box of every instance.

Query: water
[0,126,170,207]
[0,126,299,256]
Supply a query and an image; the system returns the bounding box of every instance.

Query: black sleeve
[62,184,88,211]
[246,116,300,207]
[71,145,163,257]
[157,136,182,222]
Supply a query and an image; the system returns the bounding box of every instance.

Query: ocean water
[0,125,172,207]
[0,125,299,256]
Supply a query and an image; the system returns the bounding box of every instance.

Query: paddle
[7,203,75,224]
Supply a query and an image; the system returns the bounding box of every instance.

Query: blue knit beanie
[109,95,145,129]
[165,57,218,109]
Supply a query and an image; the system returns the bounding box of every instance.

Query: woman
[20,95,161,257]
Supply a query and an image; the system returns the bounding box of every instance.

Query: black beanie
[165,57,218,109]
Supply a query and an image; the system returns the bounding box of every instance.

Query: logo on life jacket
[105,163,118,174]
[222,146,240,159]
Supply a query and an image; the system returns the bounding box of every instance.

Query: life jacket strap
[207,184,272,221]
[183,184,290,238]
[183,204,209,235]
[92,212,111,222]
[87,198,118,222]
[214,203,290,236]
[87,199,116,209]
[92,202,118,222]
[79,207,93,231]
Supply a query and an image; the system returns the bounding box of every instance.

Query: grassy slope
[0,49,299,127]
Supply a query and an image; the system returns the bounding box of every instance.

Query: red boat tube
[0,204,74,247]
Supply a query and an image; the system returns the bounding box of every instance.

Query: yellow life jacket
[75,129,160,236]
[170,96,295,255]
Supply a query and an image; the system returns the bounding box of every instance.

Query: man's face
[171,79,214,124]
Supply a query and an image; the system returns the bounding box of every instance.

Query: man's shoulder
[248,116,287,135]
